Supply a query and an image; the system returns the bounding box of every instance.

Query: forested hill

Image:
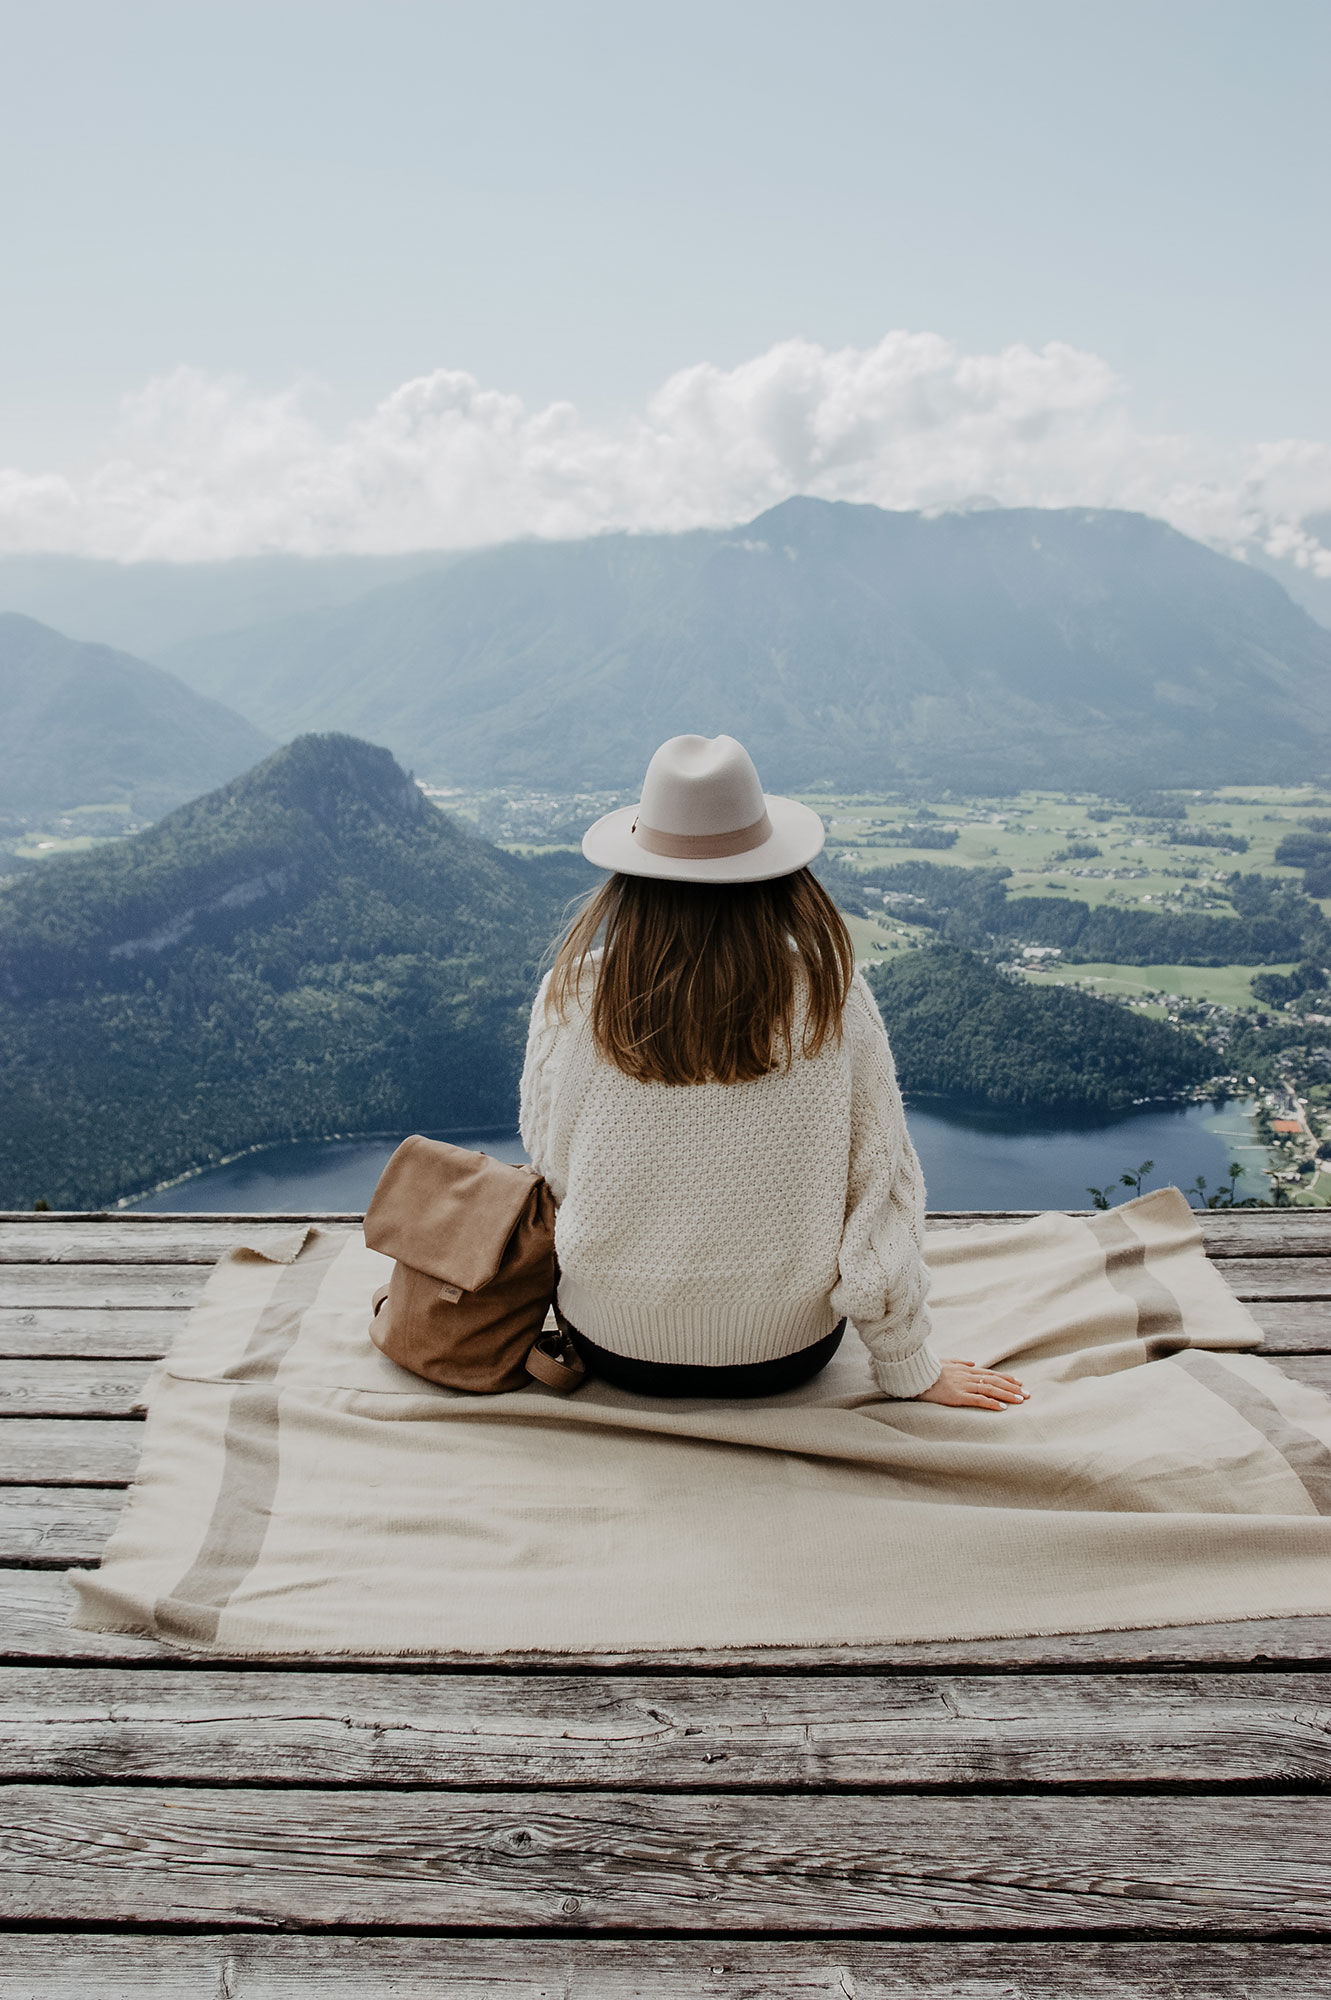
[160,498,1331,793]
[869,947,1213,1112]
[0,735,594,1209]
[0,612,273,819]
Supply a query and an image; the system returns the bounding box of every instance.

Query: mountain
[0,613,274,820]
[0,735,593,1209]
[159,500,1331,792]
[0,551,457,660]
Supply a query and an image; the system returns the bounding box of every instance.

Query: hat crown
[638,735,766,837]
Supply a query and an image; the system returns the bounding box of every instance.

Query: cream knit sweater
[518,966,941,1399]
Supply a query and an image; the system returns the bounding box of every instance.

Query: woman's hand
[915,1359,1028,1410]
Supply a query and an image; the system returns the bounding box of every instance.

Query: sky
[1,0,1329,566]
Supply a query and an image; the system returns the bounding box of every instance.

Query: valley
[5,497,1331,1211]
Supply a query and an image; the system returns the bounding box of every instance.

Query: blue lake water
[126,1099,1269,1212]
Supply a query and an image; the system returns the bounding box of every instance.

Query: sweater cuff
[867,1339,943,1401]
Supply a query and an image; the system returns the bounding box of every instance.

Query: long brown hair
[547,868,855,1085]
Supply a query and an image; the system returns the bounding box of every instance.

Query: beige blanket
[71,1189,1331,1655]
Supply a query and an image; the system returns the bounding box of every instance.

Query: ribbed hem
[557,1275,837,1366]
[868,1339,943,1400]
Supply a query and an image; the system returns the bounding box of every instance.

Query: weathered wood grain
[0,1266,206,1309]
[0,1489,123,1565]
[0,1359,155,1417]
[1196,1212,1331,1255]
[1216,1257,1331,1299]
[1245,1300,1331,1352]
[4,1570,1330,1670]
[0,1308,188,1359]
[2,1667,1327,1788]
[0,1574,168,1661]
[3,1786,1327,1931]
[0,1937,1323,1999]
[0,1420,142,1486]
[0,1223,329,1264]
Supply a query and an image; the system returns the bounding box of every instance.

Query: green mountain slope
[868,946,1213,1112]
[0,613,274,818]
[162,499,1331,792]
[0,734,594,1208]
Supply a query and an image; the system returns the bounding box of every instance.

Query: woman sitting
[521,732,1025,1410]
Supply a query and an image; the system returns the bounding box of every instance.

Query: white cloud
[0,334,1329,575]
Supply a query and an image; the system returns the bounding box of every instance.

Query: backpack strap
[524,1324,586,1393]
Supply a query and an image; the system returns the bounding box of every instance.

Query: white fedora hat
[582,734,825,884]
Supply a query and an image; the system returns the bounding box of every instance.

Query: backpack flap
[364,1134,542,1295]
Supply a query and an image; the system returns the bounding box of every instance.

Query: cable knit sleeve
[831,973,941,1399]
[518,973,560,1185]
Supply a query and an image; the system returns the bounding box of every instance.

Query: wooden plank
[0,1574,171,1662]
[2,1572,1330,1673]
[1214,1257,1331,1299]
[0,1308,187,1359]
[0,1360,155,1417]
[0,1420,142,1486]
[0,1267,206,1309]
[2,1786,1326,1931]
[2,1667,1327,1788]
[0,1211,363,1223]
[5,1212,1330,1258]
[0,1938,1323,2000]
[1197,1212,1331,1255]
[0,1221,347,1265]
[1246,1300,1331,1353]
[0,1489,123,1565]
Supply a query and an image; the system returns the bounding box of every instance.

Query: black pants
[567,1320,845,1399]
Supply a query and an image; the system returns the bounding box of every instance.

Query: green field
[802,783,1331,920]
[840,912,934,962]
[1013,960,1300,1013]
[802,783,1331,1012]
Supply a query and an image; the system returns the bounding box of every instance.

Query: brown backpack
[363,1135,584,1394]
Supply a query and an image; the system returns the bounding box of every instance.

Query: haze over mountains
[4,499,1331,809]
[0,550,456,661]
[0,613,273,820]
[152,499,1331,794]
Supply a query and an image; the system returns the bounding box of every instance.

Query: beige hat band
[631,810,774,860]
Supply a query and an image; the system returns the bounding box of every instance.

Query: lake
[126,1098,1270,1212]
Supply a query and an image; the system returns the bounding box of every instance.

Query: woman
[520,733,1026,1411]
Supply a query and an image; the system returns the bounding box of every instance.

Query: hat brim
[582,793,826,883]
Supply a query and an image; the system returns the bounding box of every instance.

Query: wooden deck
[0,1208,1328,1998]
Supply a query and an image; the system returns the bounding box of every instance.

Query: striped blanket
[71,1189,1331,1654]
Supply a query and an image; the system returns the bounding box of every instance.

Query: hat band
[632,809,774,860]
